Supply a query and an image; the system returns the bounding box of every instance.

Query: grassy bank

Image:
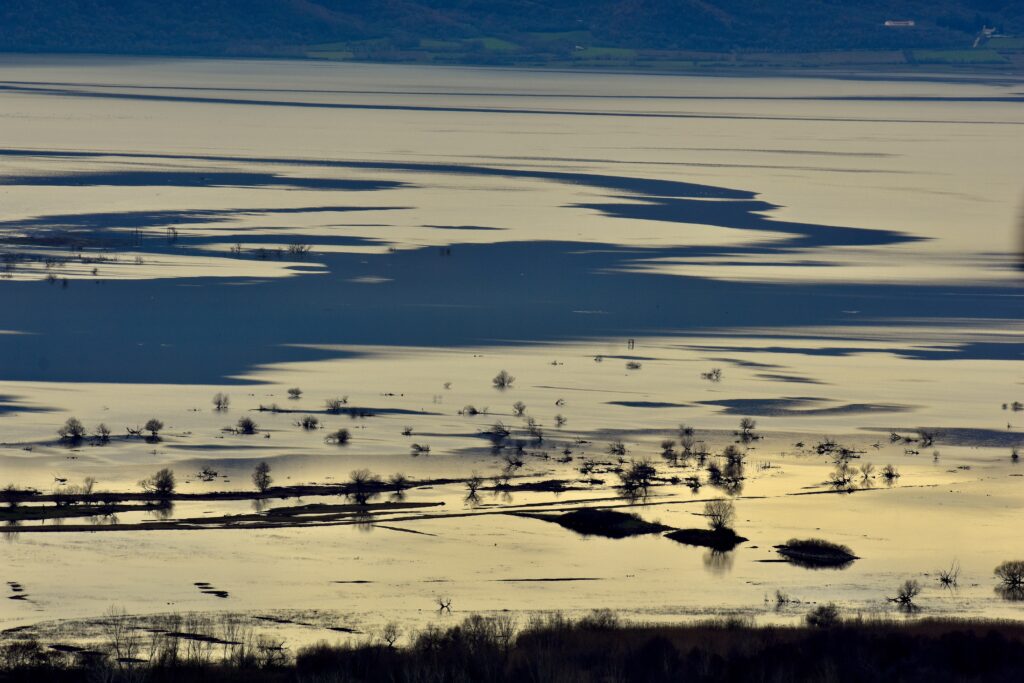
[5,612,1024,682]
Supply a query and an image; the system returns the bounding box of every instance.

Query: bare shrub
[723,444,745,465]
[702,368,722,382]
[512,401,526,417]
[297,415,320,430]
[618,459,656,497]
[806,603,840,628]
[881,464,900,482]
[492,370,515,389]
[212,392,230,411]
[326,428,351,445]
[94,423,111,443]
[526,417,543,441]
[938,561,960,588]
[140,468,176,497]
[325,397,348,413]
[738,417,757,440]
[891,579,922,609]
[287,387,302,399]
[389,473,411,492]
[236,416,258,435]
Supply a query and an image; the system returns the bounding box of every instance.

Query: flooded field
[0,55,1022,651]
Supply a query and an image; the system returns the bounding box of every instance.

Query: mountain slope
[0,1,1020,57]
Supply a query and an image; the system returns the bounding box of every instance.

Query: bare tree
[58,417,86,442]
[140,468,176,498]
[212,392,230,411]
[380,622,401,648]
[144,418,164,439]
[704,499,735,531]
[348,469,380,505]
[94,423,111,443]
[995,560,1024,588]
[512,401,527,417]
[738,417,757,441]
[252,462,272,493]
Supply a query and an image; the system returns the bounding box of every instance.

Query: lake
[0,55,1022,646]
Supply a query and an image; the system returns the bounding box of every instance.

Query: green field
[912,49,1008,64]
[987,36,1024,49]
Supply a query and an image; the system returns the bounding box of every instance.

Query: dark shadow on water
[699,397,914,417]
[0,149,1019,384]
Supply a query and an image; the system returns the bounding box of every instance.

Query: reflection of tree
[251,498,269,513]
[352,509,374,533]
[150,503,175,521]
[996,585,1024,602]
[464,491,481,507]
[703,549,734,575]
[1,520,21,542]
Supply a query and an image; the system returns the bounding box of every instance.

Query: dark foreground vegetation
[5,613,1024,682]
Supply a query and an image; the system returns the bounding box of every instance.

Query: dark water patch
[692,340,1024,363]
[2,83,1022,126]
[1,239,1022,383]
[0,148,754,200]
[701,397,913,416]
[707,357,782,369]
[497,577,602,582]
[576,196,918,249]
[861,426,1024,448]
[0,205,406,237]
[0,170,405,192]
[606,401,690,408]
[5,81,1023,104]
[0,395,53,415]
[755,373,827,385]
[424,224,506,231]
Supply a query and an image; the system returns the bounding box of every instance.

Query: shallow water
[0,56,1022,645]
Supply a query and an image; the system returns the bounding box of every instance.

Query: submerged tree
[492,370,515,389]
[252,461,272,493]
[140,468,176,498]
[212,392,230,411]
[704,499,735,531]
[58,417,86,442]
[144,418,164,439]
[326,428,351,445]
[236,416,259,435]
[94,423,112,443]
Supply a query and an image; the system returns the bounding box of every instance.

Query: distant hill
[0,1,1021,61]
